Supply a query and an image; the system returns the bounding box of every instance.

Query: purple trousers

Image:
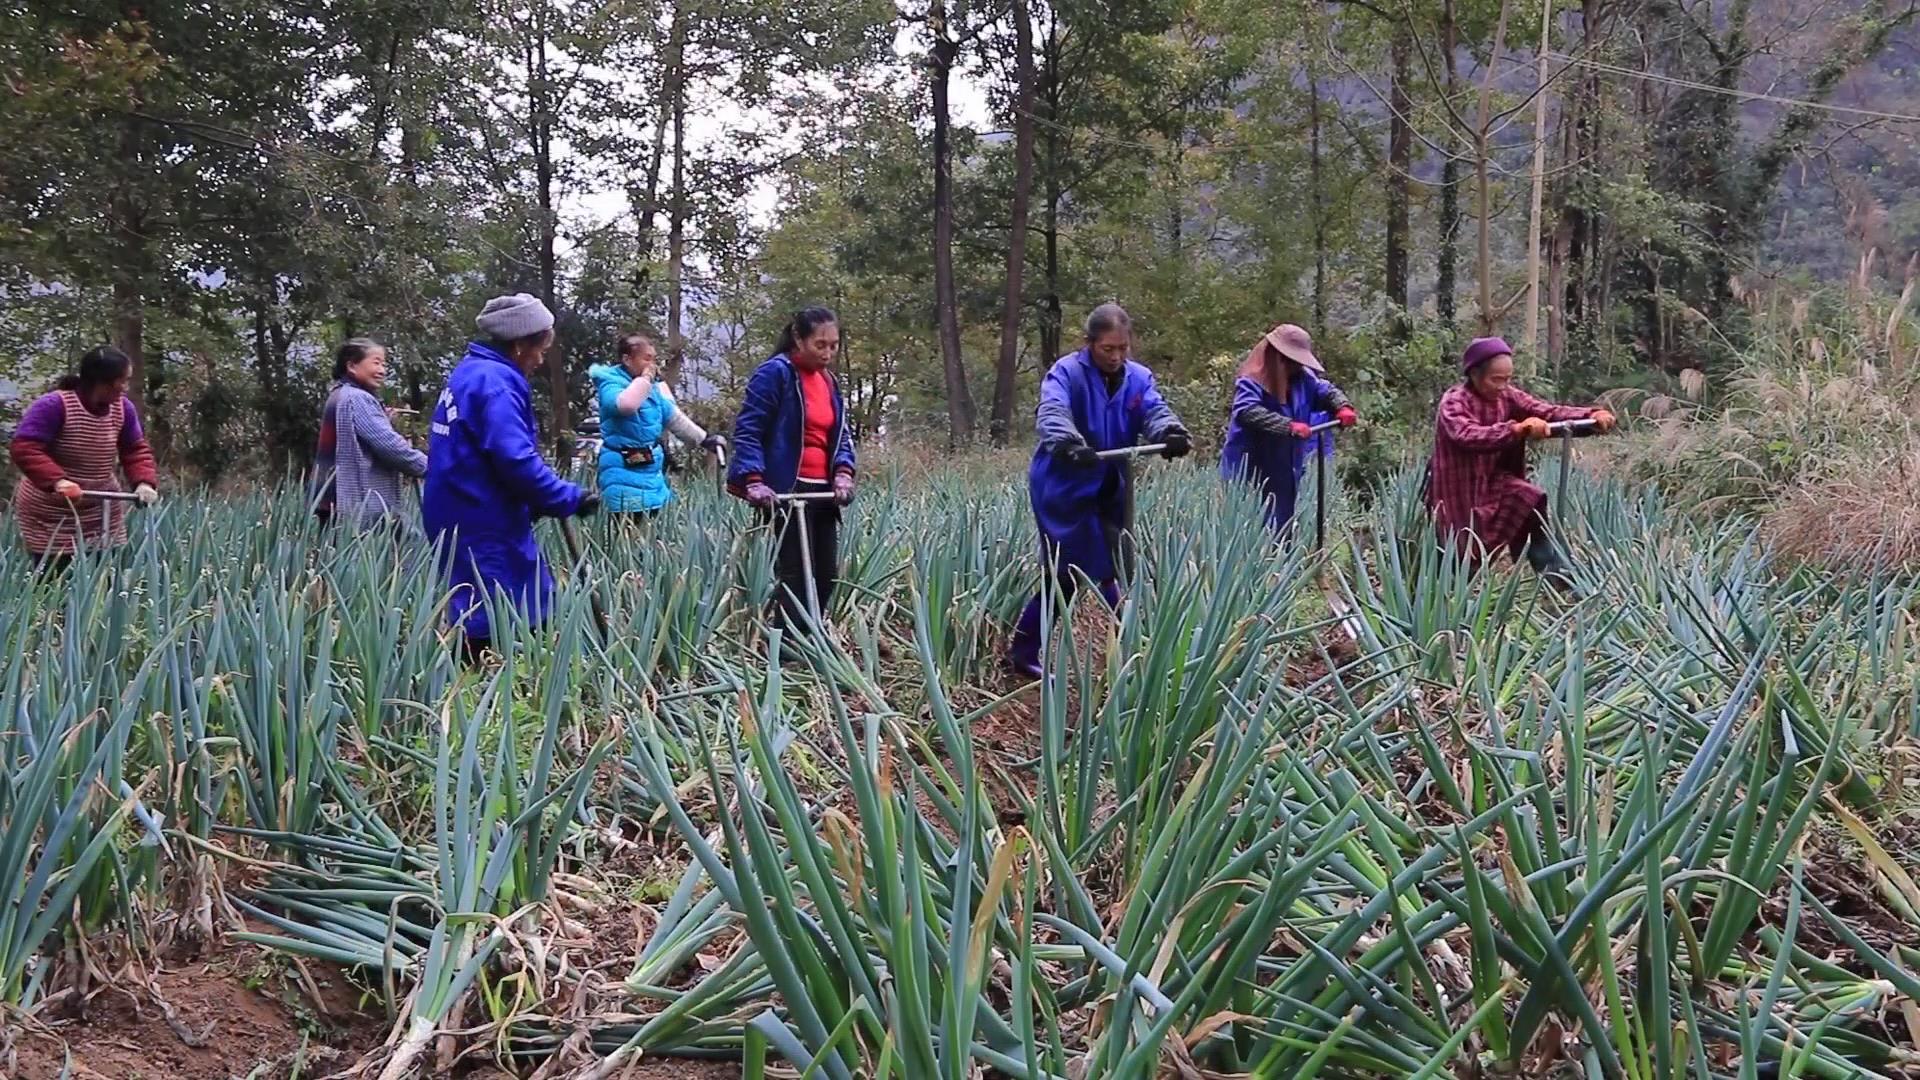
[1008,571,1122,669]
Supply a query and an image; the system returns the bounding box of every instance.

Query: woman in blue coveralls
[1219,323,1356,536]
[1007,303,1192,677]
[423,293,601,662]
[588,331,724,522]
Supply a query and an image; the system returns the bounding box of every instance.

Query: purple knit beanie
[1461,336,1512,373]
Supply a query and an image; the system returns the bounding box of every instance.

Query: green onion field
[5,458,1919,1079]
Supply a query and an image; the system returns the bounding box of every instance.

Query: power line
[1005,44,1920,163]
[1548,50,1920,125]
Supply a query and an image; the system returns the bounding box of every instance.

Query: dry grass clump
[1764,446,1920,573]
[1579,280,1920,575]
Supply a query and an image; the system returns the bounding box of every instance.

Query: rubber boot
[1524,530,1579,595]
[1007,594,1046,678]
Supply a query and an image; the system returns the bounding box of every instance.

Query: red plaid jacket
[1425,383,1592,557]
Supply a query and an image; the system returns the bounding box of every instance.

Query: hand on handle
[1159,430,1191,459]
[1514,417,1552,441]
[744,481,777,509]
[575,492,602,517]
[53,479,83,501]
[1056,442,1100,468]
[1288,420,1312,440]
[1336,406,1358,428]
[134,484,159,507]
[1590,409,1616,433]
[833,471,856,506]
[701,434,726,452]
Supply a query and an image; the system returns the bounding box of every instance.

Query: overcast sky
[564,29,993,239]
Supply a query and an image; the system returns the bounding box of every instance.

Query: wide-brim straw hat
[1250,323,1322,372]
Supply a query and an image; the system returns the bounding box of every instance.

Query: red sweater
[797,366,835,482]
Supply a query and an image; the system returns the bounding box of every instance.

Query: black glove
[1160,429,1191,459]
[701,433,725,451]
[575,492,602,517]
[1238,406,1292,438]
[1055,442,1100,468]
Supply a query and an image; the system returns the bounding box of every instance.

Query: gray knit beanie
[475,293,555,342]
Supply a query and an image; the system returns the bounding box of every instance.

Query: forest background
[5,0,1920,537]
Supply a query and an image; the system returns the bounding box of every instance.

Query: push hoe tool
[1302,421,1371,657]
[774,490,837,629]
[72,488,151,549]
[1306,418,1341,553]
[558,516,611,644]
[1546,417,1598,517]
[1095,441,1173,589]
[1095,442,1167,460]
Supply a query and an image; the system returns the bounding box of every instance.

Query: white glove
[134,484,159,507]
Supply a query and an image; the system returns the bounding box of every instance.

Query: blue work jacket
[1219,371,1345,532]
[725,354,856,496]
[1027,349,1180,582]
[422,341,583,641]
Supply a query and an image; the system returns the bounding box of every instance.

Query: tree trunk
[1475,0,1513,334]
[631,1,685,303]
[1522,0,1551,354]
[1437,0,1460,327]
[667,68,686,387]
[112,115,147,411]
[250,292,300,471]
[989,0,1036,446]
[1309,67,1328,338]
[112,277,146,412]
[1547,219,1570,365]
[929,11,977,446]
[1386,26,1412,332]
[1038,18,1063,368]
[531,0,569,454]
[1557,0,1597,364]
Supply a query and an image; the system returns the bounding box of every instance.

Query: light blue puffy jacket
[590,363,703,512]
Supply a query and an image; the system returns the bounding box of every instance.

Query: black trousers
[763,479,840,630]
[461,635,492,668]
[31,551,72,577]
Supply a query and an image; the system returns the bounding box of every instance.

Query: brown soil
[6,928,752,1080]
[11,938,386,1080]
[615,1058,742,1078]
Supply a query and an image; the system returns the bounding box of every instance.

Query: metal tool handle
[774,491,837,503]
[1553,420,1590,516]
[78,489,144,503]
[1307,420,1342,550]
[558,517,611,643]
[1094,443,1167,460]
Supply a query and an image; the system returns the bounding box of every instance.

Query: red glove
[1288,421,1312,439]
[1335,407,1357,428]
